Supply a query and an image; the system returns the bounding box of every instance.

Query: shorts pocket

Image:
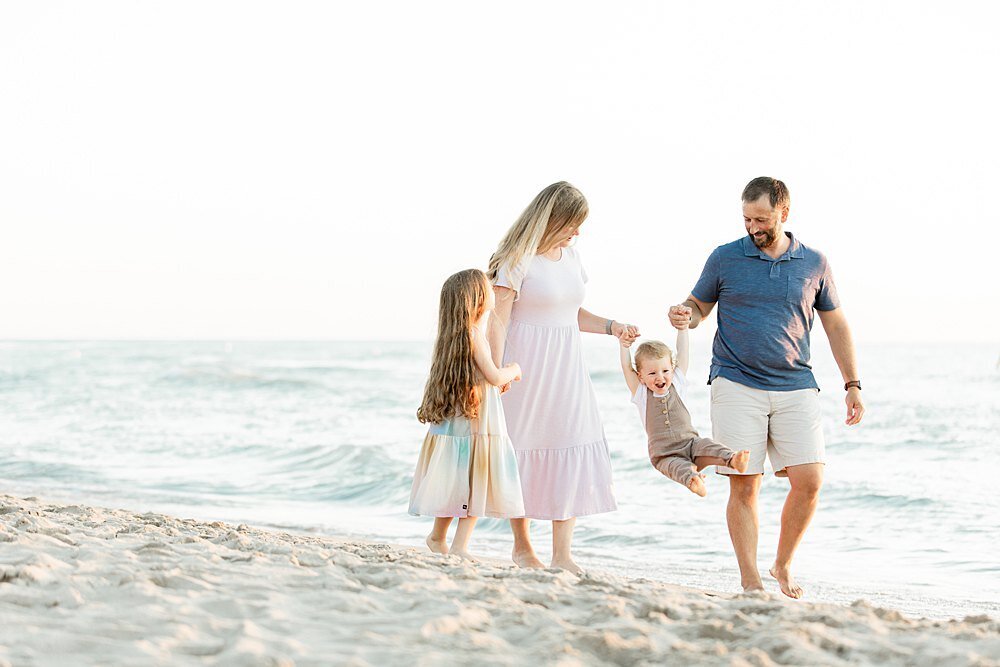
[786,275,818,304]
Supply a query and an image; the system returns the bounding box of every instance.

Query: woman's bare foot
[426,535,448,554]
[451,550,477,562]
[769,563,803,599]
[686,474,708,497]
[512,548,545,569]
[728,450,751,473]
[550,557,583,574]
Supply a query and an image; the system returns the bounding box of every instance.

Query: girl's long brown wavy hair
[417,269,491,424]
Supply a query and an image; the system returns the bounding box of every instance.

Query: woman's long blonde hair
[417,269,492,424]
[487,181,589,285]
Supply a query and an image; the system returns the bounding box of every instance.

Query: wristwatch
[844,380,862,391]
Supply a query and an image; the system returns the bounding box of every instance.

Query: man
[668,176,864,598]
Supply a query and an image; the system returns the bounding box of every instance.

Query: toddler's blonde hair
[632,340,676,373]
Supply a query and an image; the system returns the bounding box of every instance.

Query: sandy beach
[0,495,997,666]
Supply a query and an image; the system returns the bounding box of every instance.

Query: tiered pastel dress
[408,383,525,518]
[495,246,617,520]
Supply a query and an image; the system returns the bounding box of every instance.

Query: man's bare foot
[550,557,583,574]
[451,550,477,562]
[728,450,751,473]
[769,564,803,599]
[512,548,545,569]
[426,535,449,554]
[686,474,707,497]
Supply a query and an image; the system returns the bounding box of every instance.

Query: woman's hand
[612,321,640,344]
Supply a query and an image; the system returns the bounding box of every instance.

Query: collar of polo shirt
[741,231,804,261]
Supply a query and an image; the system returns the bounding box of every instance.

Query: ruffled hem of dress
[408,432,525,519]
[513,438,617,521]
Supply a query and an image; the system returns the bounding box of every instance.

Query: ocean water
[1,339,997,620]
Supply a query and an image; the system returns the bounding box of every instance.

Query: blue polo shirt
[691,232,840,391]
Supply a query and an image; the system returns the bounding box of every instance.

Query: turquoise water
[1,340,997,619]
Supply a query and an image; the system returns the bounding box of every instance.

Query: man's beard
[750,229,776,249]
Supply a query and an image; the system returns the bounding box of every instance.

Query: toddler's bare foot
[426,535,449,554]
[451,550,477,562]
[550,557,583,574]
[686,474,707,497]
[512,548,545,569]
[728,450,751,473]
[769,563,804,599]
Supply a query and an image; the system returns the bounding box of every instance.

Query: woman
[487,181,638,573]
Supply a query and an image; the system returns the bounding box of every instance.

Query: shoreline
[8,485,995,624]
[2,495,998,666]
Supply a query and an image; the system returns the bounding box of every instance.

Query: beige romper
[644,386,736,486]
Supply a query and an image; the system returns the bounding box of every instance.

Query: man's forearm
[827,322,860,382]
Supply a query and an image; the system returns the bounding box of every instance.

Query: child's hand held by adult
[668,305,692,330]
[506,362,522,382]
[612,321,640,343]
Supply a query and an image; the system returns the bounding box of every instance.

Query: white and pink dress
[495,246,617,520]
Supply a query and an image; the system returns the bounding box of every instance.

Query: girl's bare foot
[426,535,449,554]
[512,548,545,569]
[686,474,707,497]
[550,557,583,574]
[451,550,477,562]
[728,450,751,473]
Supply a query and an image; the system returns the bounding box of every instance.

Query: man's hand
[845,387,865,425]
[668,305,692,330]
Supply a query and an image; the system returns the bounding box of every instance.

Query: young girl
[619,326,750,496]
[408,268,525,559]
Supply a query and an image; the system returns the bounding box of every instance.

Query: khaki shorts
[711,377,825,477]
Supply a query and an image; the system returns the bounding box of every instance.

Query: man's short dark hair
[742,177,790,209]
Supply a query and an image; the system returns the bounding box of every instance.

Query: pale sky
[2,1,997,342]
